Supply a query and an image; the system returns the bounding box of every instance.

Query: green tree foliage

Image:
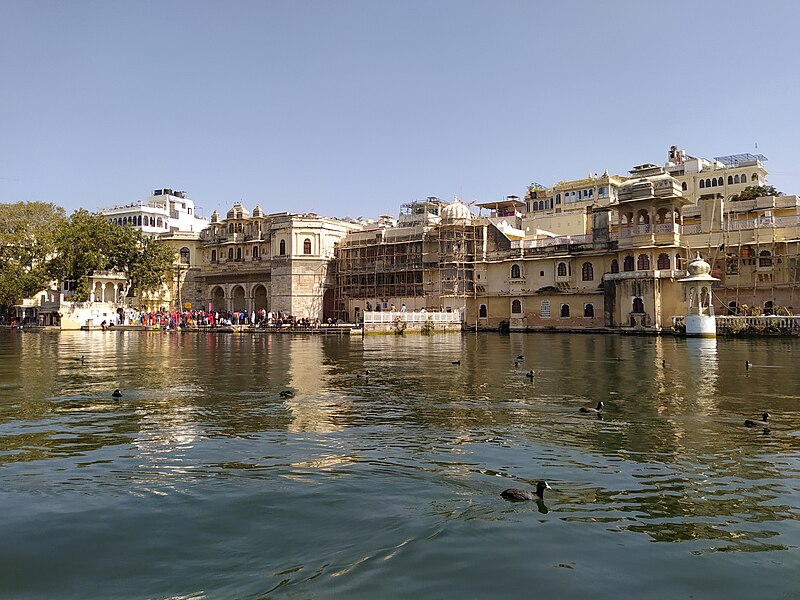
[0,201,66,310]
[49,210,175,301]
[730,185,782,202]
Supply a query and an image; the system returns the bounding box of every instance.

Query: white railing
[510,234,592,250]
[672,315,800,334]
[363,310,462,324]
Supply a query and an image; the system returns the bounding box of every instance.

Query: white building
[100,188,209,235]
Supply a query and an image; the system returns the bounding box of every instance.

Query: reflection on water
[0,331,799,599]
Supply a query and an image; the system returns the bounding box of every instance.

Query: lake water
[1,331,799,599]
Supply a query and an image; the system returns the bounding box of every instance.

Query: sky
[2,0,800,221]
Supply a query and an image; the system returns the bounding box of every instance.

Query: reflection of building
[198,203,362,319]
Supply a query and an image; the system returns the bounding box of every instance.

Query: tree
[49,210,175,301]
[0,201,66,311]
[730,185,782,202]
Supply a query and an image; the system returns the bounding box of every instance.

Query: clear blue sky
[2,0,799,220]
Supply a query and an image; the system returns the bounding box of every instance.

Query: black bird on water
[579,401,604,414]
[744,412,770,427]
[501,480,551,502]
[745,360,752,371]
[526,370,535,379]
[279,390,295,399]
[71,355,85,363]
[517,355,524,360]
[112,389,122,398]
[452,360,461,365]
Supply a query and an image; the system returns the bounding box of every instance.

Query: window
[280,240,286,255]
[581,262,593,281]
[752,173,758,182]
[540,270,544,277]
[236,248,242,261]
[759,250,772,267]
[611,259,619,274]
[584,303,594,318]
[540,300,551,318]
[511,299,522,314]
[734,174,740,184]
[211,250,217,262]
[253,245,259,259]
[705,178,711,188]
[657,253,670,269]
[764,300,774,315]
[699,180,705,189]
[632,297,644,313]
[637,254,651,270]
[623,255,634,272]
[728,176,733,185]
[228,224,234,234]
[560,304,570,318]
[681,182,687,191]
[479,304,487,318]
[727,301,738,316]
[304,238,312,255]
[179,247,190,265]
[557,262,568,277]
[228,248,234,260]
[511,264,521,279]
[598,186,609,198]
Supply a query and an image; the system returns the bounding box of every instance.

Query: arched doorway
[211,287,225,312]
[253,284,268,312]
[232,286,246,312]
[323,289,335,321]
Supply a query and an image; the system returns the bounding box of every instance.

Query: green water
[0,331,798,599]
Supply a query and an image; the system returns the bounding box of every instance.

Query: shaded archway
[211,286,225,312]
[231,286,246,312]
[253,284,268,312]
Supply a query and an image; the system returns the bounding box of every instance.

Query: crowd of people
[121,308,331,330]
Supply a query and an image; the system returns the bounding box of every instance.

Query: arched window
[581,262,593,281]
[657,253,670,269]
[157,218,163,228]
[633,297,644,313]
[511,264,521,279]
[727,301,738,316]
[751,173,758,182]
[638,254,651,270]
[705,178,711,188]
[179,247,190,265]
[623,255,634,272]
[228,248,233,260]
[764,300,774,315]
[681,182,687,191]
[557,262,568,277]
[280,240,286,255]
[511,299,522,314]
[253,245,259,259]
[479,304,487,318]
[211,250,217,262]
[611,259,619,274]
[538,201,544,210]
[236,247,242,261]
[728,176,733,185]
[560,304,570,318]
[304,238,312,255]
[699,180,705,189]
[759,250,772,267]
[228,223,234,234]
[734,174,740,184]
[584,303,594,318]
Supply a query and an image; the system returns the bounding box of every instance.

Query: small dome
[252,205,264,217]
[226,202,251,220]
[441,201,473,223]
[209,210,221,223]
[686,254,711,277]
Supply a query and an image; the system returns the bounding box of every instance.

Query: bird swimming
[517,355,524,360]
[579,401,604,414]
[526,370,535,379]
[279,390,295,399]
[501,480,551,502]
[70,355,85,362]
[745,360,752,371]
[112,389,122,398]
[744,412,770,427]
[452,360,461,365]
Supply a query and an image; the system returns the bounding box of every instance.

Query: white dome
[441,201,473,223]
